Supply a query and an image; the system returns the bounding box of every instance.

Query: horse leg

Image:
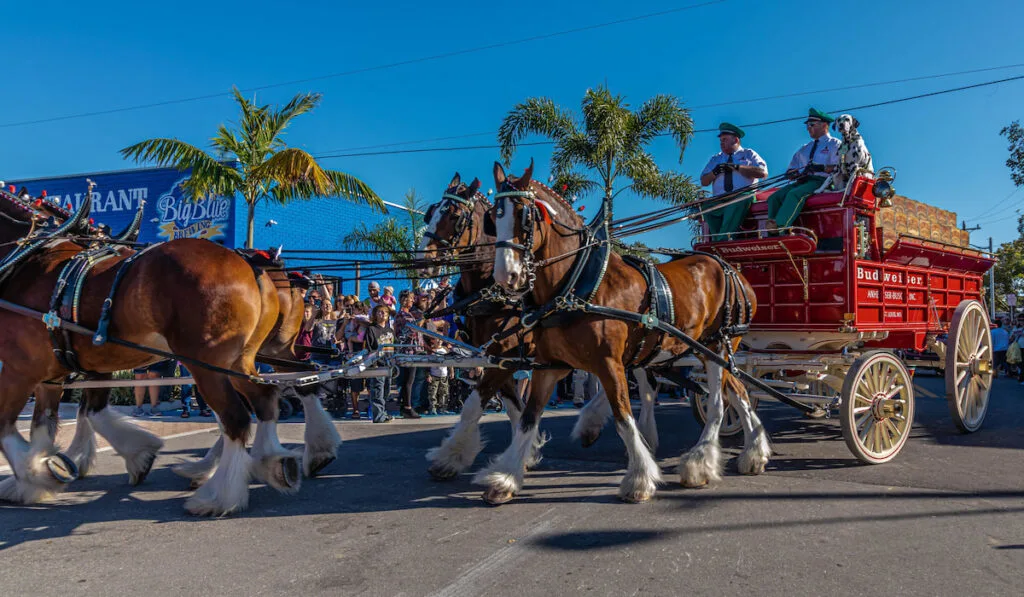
[678,360,725,487]
[289,384,342,478]
[427,388,487,480]
[65,392,97,478]
[595,360,662,503]
[728,372,771,475]
[78,376,163,486]
[427,371,512,480]
[472,370,563,505]
[183,369,253,516]
[232,377,300,495]
[0,378,75,503]
[174,434,222,489]
[571,385,611,448]
[633,368,659,454]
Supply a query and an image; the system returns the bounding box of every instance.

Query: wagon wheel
[945,300,993,433]
[690,389,759,438]
[840,350,915,464]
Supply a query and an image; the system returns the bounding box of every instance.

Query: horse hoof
[483,488,515,506]
[580,430,601,448]
[306,454,336,477]
[620,491,654,504]
[680,478,709,489]
[428,464,458,481]
[46,453,79,484]
[129,452,158,486]
[272,456,301,491]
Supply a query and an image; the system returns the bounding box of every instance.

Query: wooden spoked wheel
[691,389,759,438]
[840,350,915,464]
[945,300,993,433]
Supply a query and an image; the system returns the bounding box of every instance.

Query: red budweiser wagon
[688,172,995,464]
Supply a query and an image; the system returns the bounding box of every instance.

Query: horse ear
[449,172,461,188]
[468,178,482,195]
[519,158,535,189]
[493,162,507,187]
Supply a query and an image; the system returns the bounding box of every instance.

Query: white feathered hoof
[677,443,723,488]
[45,452,79,484]
[126,447,160,486]
[427,462,461,481]
[262,455,301,494]
[173,460,215,489]
[185,490,247,517]
[737,448,769,475]
[482,486,516,506]
[0,476,50,504]
[303,452,336,478]
[618,485,656,504]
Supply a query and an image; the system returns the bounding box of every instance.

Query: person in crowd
[381,285,397,310]
[699,122,769,238]
[424,331,452,415]
[178,363,212,418]
[132,361,166,417]
[364,304,396,423]
[394,289,423,418]
[766,108,841,230]
[363,281,384,310]
[344,301,371,418]
[295,302,316,359]
[991,317,1009,377]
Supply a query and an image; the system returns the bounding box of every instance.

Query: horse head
[491,159,575,294]
[418,172,487,278]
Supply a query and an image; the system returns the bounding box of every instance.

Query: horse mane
[0,187,40,222]
[527,180,582,227]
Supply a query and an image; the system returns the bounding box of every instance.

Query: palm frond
[551,171,600,203]
[497,97,578,165]
[265,92,322,144]
[629,95,694,161]
[119,138,240,199]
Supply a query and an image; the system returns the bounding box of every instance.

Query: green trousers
[766,176,826,228]
[705,193,755,238]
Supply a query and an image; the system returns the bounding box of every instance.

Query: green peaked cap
[717,122,744,138]
[805,107,834,123]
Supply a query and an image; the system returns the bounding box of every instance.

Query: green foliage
[342,189,425,288]
[993,235,1024,300]
[498,85,699,205]
[1000,121,1024,187]
[121,87,383,248]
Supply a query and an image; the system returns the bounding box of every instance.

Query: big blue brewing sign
[10,166,236,246]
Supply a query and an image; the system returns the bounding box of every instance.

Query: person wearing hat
[766,107,841,229]
[699,122,769,238]
[363,281,384,310]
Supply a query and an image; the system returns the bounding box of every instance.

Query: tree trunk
[246,200,255,249]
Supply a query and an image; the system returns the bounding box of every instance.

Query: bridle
[492,182,541,294]
[422,189,487,257]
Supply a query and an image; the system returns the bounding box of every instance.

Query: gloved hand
[784,169,801,180]
[712,163,727,175]
[804,163,826,174]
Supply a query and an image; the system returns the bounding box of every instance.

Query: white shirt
[788,133,841,171]
[701,147,768,196]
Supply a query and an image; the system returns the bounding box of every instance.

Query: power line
[963,187,1023,222]
[0,0,725,130]
[312,62,1024,156]
[312,74,1024,160]
[967,188,1024,225]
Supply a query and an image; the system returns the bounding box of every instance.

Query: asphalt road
[2,373,1023,596]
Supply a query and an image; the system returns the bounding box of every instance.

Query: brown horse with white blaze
[418,174,662,479]
[482,161,771,504]
[0,194,290,516]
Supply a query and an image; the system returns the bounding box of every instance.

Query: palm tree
[342,188,425,288]
[121,87,382,248]
[498,85,699,206]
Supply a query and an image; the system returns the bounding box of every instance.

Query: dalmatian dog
[832,114,873,189]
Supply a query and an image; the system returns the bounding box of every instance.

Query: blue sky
[2,0,1022,250]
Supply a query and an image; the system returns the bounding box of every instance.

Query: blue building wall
[245,197,412,296]
[10,166,413,297]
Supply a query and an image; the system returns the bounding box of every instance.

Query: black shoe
[401,408,421,419]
